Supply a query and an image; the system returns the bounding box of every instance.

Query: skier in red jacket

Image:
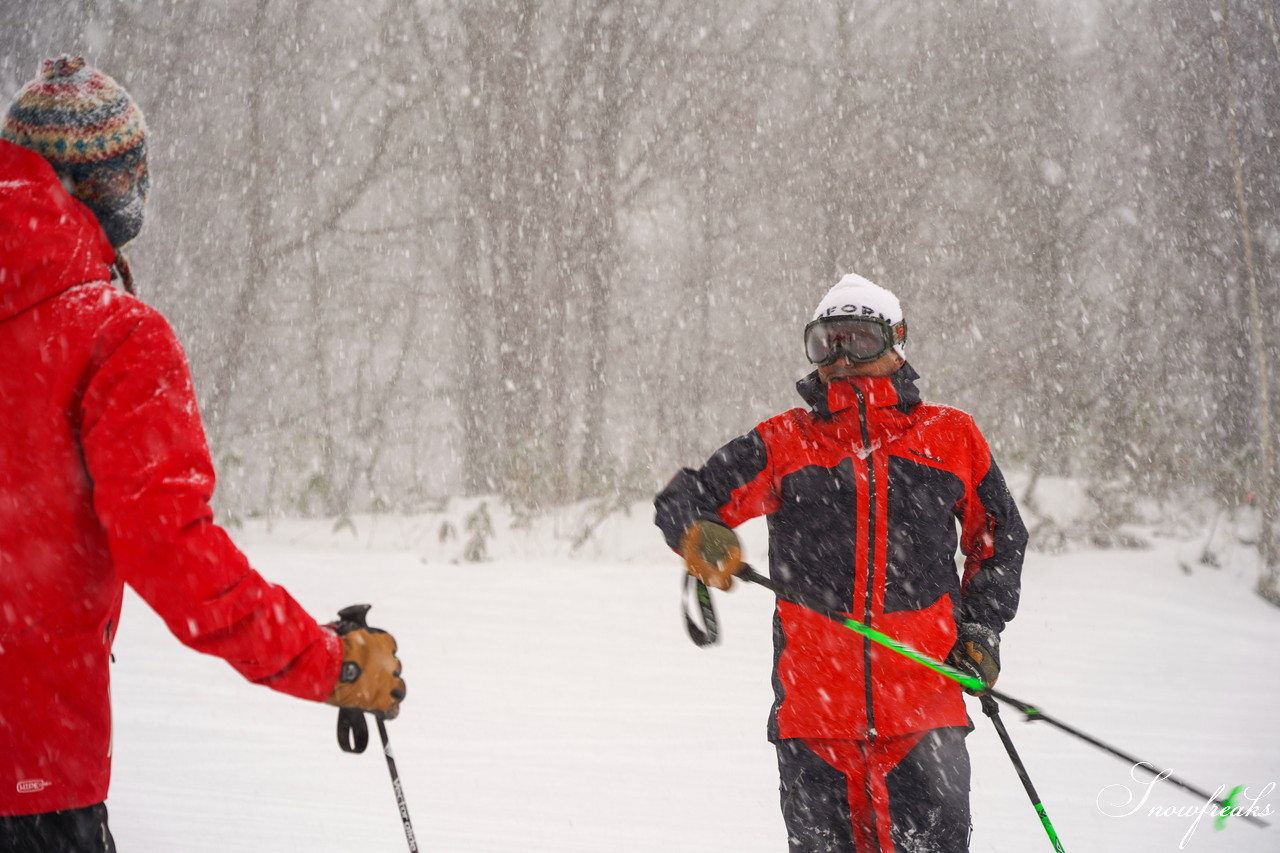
[656,274,1027,852]
[0,58,406,852]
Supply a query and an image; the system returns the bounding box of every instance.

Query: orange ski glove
[680,520,745,591]
[326,626,407,719]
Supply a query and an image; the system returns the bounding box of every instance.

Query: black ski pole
[979,693,1067,852]
[724,566,1270,832]
[375,715,418,852]
[990,692,1270,829]
[334,605,419,852]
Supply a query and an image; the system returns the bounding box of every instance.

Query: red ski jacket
[0,140,342,816]
[656,368,1026,741]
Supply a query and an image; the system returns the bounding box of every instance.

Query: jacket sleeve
[654,428,780,552]
[78,302,342,702]
[952,418,1027,661]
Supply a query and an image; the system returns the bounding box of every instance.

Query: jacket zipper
[853,387,877,742]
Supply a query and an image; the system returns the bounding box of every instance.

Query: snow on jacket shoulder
[0,139,342,816]
[655,365,1027,741]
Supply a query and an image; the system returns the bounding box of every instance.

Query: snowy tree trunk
[202,0,272,449]
[575,4,626,500]
[1215,0,1279,602]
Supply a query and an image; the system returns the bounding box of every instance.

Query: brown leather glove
[326,628,406,718]
[946,636,999,695]
[680,520,745,591]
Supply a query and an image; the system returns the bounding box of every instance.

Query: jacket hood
[0,139,115,321]
[796,361,922,419]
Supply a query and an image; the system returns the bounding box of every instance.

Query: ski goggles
[804,315,906,365]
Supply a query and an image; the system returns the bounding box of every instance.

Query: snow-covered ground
[105,501,1280,852]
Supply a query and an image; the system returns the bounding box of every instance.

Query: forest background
[4,0,1279,595]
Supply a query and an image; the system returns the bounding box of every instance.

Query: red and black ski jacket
[656,366,1026,741]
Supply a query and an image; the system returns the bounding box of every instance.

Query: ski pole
[376,715,418,852]
[726,565,1269,831]
[979,692,1067,852]
[334,605,420,852]
[991,693,1270,828]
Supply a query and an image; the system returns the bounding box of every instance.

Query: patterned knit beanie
[2,56,149,247]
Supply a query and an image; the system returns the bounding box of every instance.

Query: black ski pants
[777,727,971,853]
[0,803,115,853]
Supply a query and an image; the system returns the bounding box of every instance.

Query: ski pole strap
[736,565,987,692]
[682,573,719,646]
[338,707,370,753]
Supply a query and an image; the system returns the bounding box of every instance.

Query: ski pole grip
[336,603,373,632]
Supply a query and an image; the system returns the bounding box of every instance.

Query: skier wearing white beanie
[656,273,1027,852]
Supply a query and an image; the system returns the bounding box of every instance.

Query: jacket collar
[796,361,922,420]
